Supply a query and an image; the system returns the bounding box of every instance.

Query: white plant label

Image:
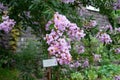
[43,58,58,67]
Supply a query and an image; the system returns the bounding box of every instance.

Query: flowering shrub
[0,16,15,33]
[0,0,120,80]
[97,33,112,44]
[0,13,16,49]
[45,12,85,65]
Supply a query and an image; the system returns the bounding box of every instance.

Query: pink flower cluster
[46,12,85,41]
[82,59,89,68]
[69,61,81,68]
[114,75,120,80]
[115,48,120,54]
[47,37,72,65]
[67,23,85,40]
[89,20,97,27]
[93,54,101,62]
[113,0,120,10]
[76,45,85,54]
[45,12,85,65]
[61,0,75,3]
[84,20,97,29]
[100,24,113,32]
[69,59,89,68]
[97,33,112,44]
[0,3,8,11]
[0,16,15,33]
[115,27,120,32]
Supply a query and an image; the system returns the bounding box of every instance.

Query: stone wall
[79,8,110,27]
[17,27,37,52]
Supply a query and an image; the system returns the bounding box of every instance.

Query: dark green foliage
[0,68,19,80]
[14,39,46,80]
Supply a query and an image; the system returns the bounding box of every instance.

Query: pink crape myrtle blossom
[45,12,85,65]
[84,20,97,29]
[0,3,8,11]
[47,38,72,65]
[113,0,120,10]
[73,61,81,68]
[76,45,85,54]
[69,61,81,68]
[0,16,16,33]
[115,27,120,32]
[100,24,113,32]
[67,23,85,40]
[54,12,70,31]
[114,75,120,80]
[45,30,60,44]
[2,15,9,21]
[97,33,112,44]
[57,38,72,64]
[115,48,120,54]
[82,59,89,68]
[93,54,101,62]
[45,20,53,31]
[61,0,75,4]
[89,20,97,27]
